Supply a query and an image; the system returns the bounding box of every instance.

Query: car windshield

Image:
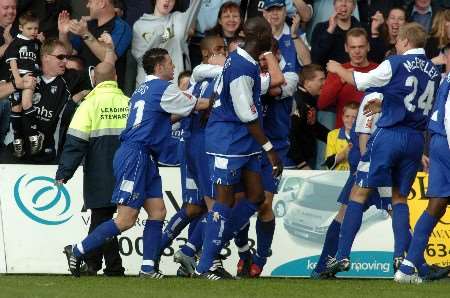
[294,180,340,211]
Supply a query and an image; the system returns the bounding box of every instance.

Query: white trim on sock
[142,260,155,267]
[238,244,250,252]
[402,259,415,269]
[186,242,196,251]
[76,243,85,255]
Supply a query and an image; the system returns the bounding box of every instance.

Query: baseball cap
[264,0,286,10]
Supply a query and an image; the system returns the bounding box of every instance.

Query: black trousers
[85,206,125,276]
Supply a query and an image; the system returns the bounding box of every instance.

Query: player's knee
[149,205,166,221]
[426,199,448,219]
[258,203,274,221]
[114,214,137,231]
[248,190,265,206]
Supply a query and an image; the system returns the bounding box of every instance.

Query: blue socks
[196,202,231,273]
[336,200,364,261]
[74,219,120,257]
[253,218,275,268]
[224,199,258,242]
[181,214,207,258]
[315,219,341,273]
[392,203,411,258]
[401,211,438,273]
[160,208,191,252]
[234,221,251,260]
[141,220,164,273]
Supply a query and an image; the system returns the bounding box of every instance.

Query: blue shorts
[355,127,424,197]
[261,150,282,194]
[111,143,163,209]
[208,154,262,186]
[181,133,210,206]
[337,173,392,211]
[426,134,450,198]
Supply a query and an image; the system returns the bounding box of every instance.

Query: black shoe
[63,245,83,277]
[193,270,224,280]
[211,259,233,279]
[139,270,164,279]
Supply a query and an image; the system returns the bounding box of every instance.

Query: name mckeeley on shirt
[403,57,439,80]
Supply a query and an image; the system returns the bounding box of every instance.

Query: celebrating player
[62,48,210,278]
[323,22,440,276]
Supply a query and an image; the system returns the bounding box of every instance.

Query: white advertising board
[0,165,395,277]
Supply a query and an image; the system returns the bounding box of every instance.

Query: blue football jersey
[120,75,197,158]
[429,74,450,137]
[261,62,298,150]
[276,24,301,73]
[205,48,262,156]
[355,49,440,131]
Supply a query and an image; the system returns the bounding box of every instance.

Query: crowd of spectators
[0,0,450,170]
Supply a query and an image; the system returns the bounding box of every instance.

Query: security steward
[55,49,129,276]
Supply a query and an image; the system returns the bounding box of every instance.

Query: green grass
[1,276,450,298]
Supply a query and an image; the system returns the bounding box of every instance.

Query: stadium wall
[0,165,447,277]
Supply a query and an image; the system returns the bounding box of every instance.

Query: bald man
[56,58,129,276]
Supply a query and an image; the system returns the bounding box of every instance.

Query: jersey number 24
[403,76,435,116]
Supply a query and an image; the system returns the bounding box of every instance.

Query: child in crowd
[5,12,42,157]
[324,102,359,170]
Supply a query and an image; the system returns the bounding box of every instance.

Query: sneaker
[139,270,164,279]
[324,257,351,276]
[393,256,404,273]
[174,250,196,276]
[211,259,233,279]
[249,263,263,278]
[193,270,224,280]
[29,132,44,155]
[63,245,83,277]
[394,269,422,284]
[12,139,25,158]
[421,264,450,281]
[236,258,252,278]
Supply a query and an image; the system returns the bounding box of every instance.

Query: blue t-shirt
[120,75,197,158]
[205,47,262,156]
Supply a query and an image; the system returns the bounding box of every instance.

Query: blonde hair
[430,9,450,49]
[398,22,427,49]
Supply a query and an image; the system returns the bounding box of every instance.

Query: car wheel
[274,201,286,217]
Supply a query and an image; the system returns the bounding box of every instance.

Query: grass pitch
[1,275,450,298]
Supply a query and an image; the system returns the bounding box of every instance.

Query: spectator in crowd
[18,0,72,39]
[0,38,93,164]
[407,0,439,33]
[369,6,407,63]
[263,0,311,71]
[0,0,17,147]
[241,0,313,21]
[310,0,361,68]
[56,34,127,277]
[132,0,201,87]
[323,101,358,170]
[206,2,243,49]
[426,9,450,62]
[58,0,132,88]
[357,0,406,30]
[6,12,43,158]
[288,64,329,169]
[122,0,151,26]
[307,0,359,41]
[317,27,377,128]
[189,1,241,68]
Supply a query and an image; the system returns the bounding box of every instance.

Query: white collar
[17,34,31,40]
[274,23,290,40]
[236,47,257,65]
[41,75,56,84]
[402,48,426,55]
[412,5,432,14]
[145,74,160,82]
